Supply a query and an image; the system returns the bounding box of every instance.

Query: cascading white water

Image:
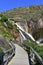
[19,30,26,40]
[36,38,43,43]
[15,23,35,40]
[14,23,40,44]
[19,30,26,43]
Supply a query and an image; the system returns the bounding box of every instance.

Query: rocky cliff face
[9,18,43,41]
[38,18,43,28]
[27,18,43,40]
[27,18,43,33]
[10,29,21,41]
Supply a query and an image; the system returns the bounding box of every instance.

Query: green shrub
[24,40,43,59]
[6,21,13,29]
[1,15,8,22]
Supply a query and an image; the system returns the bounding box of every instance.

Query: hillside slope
[1,5,43,40]
[0,14,19,52]
[3,5,43,21]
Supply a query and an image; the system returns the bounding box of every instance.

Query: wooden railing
[0,41,15,65]
[14,23,43,65]
[23,43,43,65]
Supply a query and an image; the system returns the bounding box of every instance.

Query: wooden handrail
[23,43,43,65]
[1,41,15,65]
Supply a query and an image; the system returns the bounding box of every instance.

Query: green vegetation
[0,14,18,40]
[1,15,8,22]
[6,21,13,29]
[2,5,43,21]
[0,14,18,54]
[0,14,8,22]
[0,22,12,40]
[24,40,43,65]
[0,48,3,53]
[24,40,43,59]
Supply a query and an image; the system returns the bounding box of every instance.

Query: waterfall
[14,23,40,44]
[36,38,43,43]
[19,30,26,43]
[15,23,35,41]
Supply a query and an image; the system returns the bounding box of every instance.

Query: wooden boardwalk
[8,44,29,65]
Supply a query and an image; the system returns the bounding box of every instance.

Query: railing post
[27,47,32,65]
